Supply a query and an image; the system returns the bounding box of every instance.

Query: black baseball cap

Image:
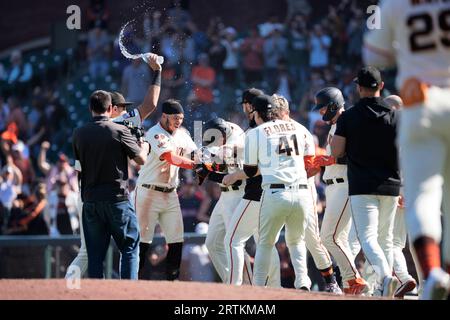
[241,88,264,104]
[110,92,134,107]
[353,66,382,89]
[252,94,274,114]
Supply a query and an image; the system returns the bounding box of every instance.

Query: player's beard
[165,117,173,134]
[249,117,257,128]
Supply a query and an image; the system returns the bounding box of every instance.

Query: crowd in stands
[0,0,384,284]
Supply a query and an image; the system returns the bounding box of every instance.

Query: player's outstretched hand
[222,172,238,186]
[145,53,162,71]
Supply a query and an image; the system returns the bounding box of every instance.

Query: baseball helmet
[313,87,345,121]
[202,117,231,146]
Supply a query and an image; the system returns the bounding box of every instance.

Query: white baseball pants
[205,189,250,283]
[392,207,416,283]
[224,199,281,287]
[66,195,88,279]
[399,86,450,266]
[305,184,333,271]
[350,195,398,285]
[135,186,184,244]
[320,181,362,284]
[253,188,312,287]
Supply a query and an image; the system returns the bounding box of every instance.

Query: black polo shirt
[72,116,141,202]
[334,97,401,196]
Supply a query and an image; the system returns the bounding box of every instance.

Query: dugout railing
[0,233,210,279]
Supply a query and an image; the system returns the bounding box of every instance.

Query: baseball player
[238,94,314,287]
[331,66,401,298]
[196,117,256,284]
[312,87,369,295]
[65,54,162,279]
[135,99,199,281]
[363,0,450,299]
[270,94,342,293]
[220,88,281,287]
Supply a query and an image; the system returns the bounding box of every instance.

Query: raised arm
[137,53,162,121]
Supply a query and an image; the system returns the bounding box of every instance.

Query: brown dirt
[0,279,381,300]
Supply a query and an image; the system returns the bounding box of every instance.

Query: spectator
[309,25,331,70]
[167,0,192,31]
[87,0,110,30]
[178,179,211,232]
[259,16,284,38]
[46,178,79,236]
[207,35,226,80]
[7,50,33,85]
[240,27,265,86]
[274,60,295,103]
[38,141,78,193]
[6,97,29,140]
[87,24,110,79]
[27,96,50,158]
[47,99,70,148]
[121,59,151,107]
[0,96,10,133]
[286,15,309,88]
[180,222,216,282]
[263,27,288,92]
[160,28,182,66]
[189,54,216,105]
[221,27,240,86]
[11,141,34,195]
[5,183,49,236]
[0,163,22,231]
[198,181,221,223]
[186,21,209,57]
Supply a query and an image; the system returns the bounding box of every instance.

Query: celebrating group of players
[68,0,450,301]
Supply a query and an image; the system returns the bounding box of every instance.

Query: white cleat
[325,282,343,295]
[420,268,450,300]
[382,275,400,298]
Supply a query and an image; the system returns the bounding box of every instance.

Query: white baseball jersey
[245,119,315,188]
[136,123,197,188]
[113,108,142,126]
[323,124,347,180]
[364,0,450,89]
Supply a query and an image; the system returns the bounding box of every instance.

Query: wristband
[151,69,162,86]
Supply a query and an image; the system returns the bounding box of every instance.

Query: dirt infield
[0,279,381,300]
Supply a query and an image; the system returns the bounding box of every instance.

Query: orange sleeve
[304,156,316,170]
[161,152,195,170]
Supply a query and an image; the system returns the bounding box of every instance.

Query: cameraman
[72,90,149,279]
[65,54,161,279]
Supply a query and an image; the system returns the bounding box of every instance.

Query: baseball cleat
[382,275,400,298]
[420,268,450,300]
[344,278,370,295]
[325,282,343,294]
[299,286,310,292]
[394,278,417,299]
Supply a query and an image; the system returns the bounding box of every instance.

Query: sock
[413,236,441,279]
[319,266,336,284]
[138,242,150,279]
[166,242,183,281]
